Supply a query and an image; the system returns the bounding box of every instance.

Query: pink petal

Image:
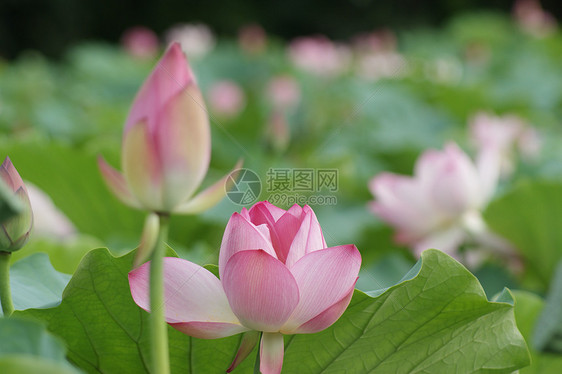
[271,208,302,263]
[239,207,251,220]
[290,283,355,334]
[129,257,245,339]
[282,245,361,332]
[413,226,466,259]
[0,157,25,192]
[248,201,278,227]
[218,213,276,279]
[250,201,287,221]
[121,120,163,211]
[226,331,260,373]
[302,205,327,250]
[284,208,327,268]
[125,42,194,134]
[369,172,436,240]
[97,156,141,209]
[475,148,501,203]
[222,250,299,332]
[429,143,483,215]
[173,159,243,214]
[249,201,287,261]
[260,332,284,374]
[154,86,211,209]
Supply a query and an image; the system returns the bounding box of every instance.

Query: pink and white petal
[302,205,327,250]
[155,86,211,210]
[125,42,194,134]
[260,332,284,374]
[122,120,163,211]
[248,201,278,227]
[288,282,355,334]
[271,209,303,263]
[222,250,299,332]
[97,156,141,209]
[173,159,243,215]
[226,331,260,373]
[218,213,276,278]
[429,143,482,215]
[284,210,328,268]
[369,173,435,236]
[283,244,361,332]
[475,148,501,204]
[251,201,287,221]
[285,203,303,218]
[248,201,287,261]
[129,257,241,325]
[239,207,251,220]
[169,321,248,339]
[413,226,466,259]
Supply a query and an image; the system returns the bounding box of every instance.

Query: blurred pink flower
[26,183,76,240]
[121,26,159,59]
[165,23,215,58]
[238,24,267,54]
[266,111,291,152]
[288,36,351,77]
[129,201,361,374]
[470,112,541,177]
[207,80,246,118]
[267,75,301,110]
[357,52,408,81]
[98,43,240,214]
[0,157,33,252]
[513,0,557,37]
[369,143,502,258]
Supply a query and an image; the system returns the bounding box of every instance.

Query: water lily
[98,42,239,214]
[0,157,33,253]
[369,142,502,259]
[129,201,361,374]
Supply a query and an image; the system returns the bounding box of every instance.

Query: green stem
[254,332,263,374]
[0,251,14,317]
[149,214,170,374]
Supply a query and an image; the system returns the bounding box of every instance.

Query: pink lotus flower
[513,0,557,38]
[369,143,499,258]
[470,112,541,177]
[207,80,246,118]
[121,26,159,59]
[98,43,240,214]
[288,36,351,77]
[165,24,215,59]
[0,157,33,252]
[267,75,301,110]
[129,201,361,374]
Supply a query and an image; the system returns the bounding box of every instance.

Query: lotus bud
[0,157,33,253]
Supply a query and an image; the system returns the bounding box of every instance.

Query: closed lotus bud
[0,157,33,252]
[98,43,241,214]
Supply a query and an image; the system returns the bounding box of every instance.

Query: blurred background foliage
[2,0,562,369]
[2,0,562,352]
